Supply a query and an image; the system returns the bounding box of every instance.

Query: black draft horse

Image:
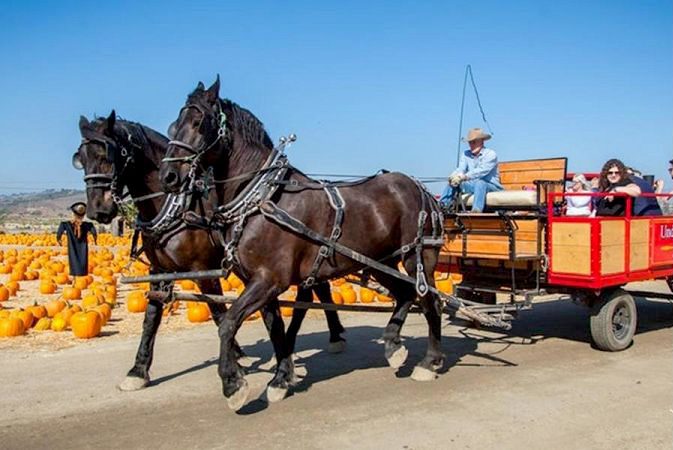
[159,78,445,410]
[73,112,346,391]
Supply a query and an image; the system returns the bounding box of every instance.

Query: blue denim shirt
[451,147,502,187]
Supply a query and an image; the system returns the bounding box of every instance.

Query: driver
[439,128,503,212]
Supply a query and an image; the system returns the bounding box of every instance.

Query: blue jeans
[440,179,503,212]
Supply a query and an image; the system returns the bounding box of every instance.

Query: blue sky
[0,0,671,194]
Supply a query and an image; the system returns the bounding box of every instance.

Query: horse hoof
[386,346,408,369]
[411,365,437,382]
[266,385,288,403]
[117,376,149,392]
[225,379,249,411]
[327,340,346,354]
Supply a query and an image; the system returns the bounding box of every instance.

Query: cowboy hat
[70,202,87,216]
[465,128,492,143]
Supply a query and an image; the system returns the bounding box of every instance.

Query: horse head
[73,110,140,224]
[160,76,274,199]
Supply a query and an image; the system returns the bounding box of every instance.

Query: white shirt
[566,193,592,216]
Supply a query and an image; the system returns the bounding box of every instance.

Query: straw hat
[70,202,87,216]
[465,128,492,143]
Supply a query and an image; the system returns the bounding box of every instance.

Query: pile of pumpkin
[0,245,120,339]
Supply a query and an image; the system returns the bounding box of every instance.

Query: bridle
[162,100,228,194]
[75,125,159,207]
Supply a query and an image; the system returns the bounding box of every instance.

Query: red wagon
[439,157,673,351]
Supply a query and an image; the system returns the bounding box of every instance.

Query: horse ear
[205,75,220,101]
[167,120,177,139]
[106,110,116,132]
[196,81,205,91]
[79,115,90,130]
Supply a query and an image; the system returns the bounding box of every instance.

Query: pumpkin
[228,274,242,289]
[54,308,76,326]
[74,276,89,290]
[436,278,453,294]
[9,271,25,282]
[219,279,232,292]
[127,292,148,313]
[27,303,47,320]
[377,294,393,303]
[0,310,9,319]
[50,315,68,331]
[331,291,344,305]
[0,286,9,302]
[63,286,81,300]
[0,317,25,337]
[180,279,196,291]
[280,306,294,317]
[94,303,112,325]
[82,294,101,309]
[360,288,375,304]
[341,288,357,304]
[45,299,67,317]
[71,311,102,339]
[6,280,20,293]
[39,281,57,295]
[33,317,52,331]
[187,303,210,323]
[10,310,34,329]
[54,273,69,285]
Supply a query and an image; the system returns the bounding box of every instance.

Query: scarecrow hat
[70,202,87,216]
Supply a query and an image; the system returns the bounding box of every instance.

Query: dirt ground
[0,281,671,449]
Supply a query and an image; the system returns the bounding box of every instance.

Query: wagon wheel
[589,288,637,352]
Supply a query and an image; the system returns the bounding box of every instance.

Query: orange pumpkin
[82,294,101,309]
[180,279,196,291]
[127,292,148,313]
[39,281,57,295]
[0,310,10,319]
[45,299,67,317]
[341,288,357,304]
[63,286,81,300]
[360,288,375,304]
[281,306,294,317]
[71,311,102,338]
[10,310,34,329]
[54,273,69,285]
[27,303,47,320]
[74,276,89,290]
[331,291,344,305]
[187,303,210,322]
[0,286,9,302]
[0,317,25,337]
[50,316,68,331]
[93,304,112,325]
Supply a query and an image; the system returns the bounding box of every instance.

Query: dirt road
[1,288,672,449]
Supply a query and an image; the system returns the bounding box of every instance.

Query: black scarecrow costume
[56,202,98,276]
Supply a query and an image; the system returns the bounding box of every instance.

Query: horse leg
[197,278,245,360]
[375,270,416,369]
[217,278,285,410]
[313,281,346,353]
[405,250,444,381]
[285,286,311,356]
[119,280,167,391]
[261,298,296,403]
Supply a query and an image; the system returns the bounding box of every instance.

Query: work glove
[449,174,464,187]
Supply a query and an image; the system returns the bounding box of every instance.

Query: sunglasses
[607,170,620,175]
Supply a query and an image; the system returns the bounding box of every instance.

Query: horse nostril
[164,171,178,186]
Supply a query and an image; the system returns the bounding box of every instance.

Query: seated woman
[566,174,592,216]
[595,159,641,216]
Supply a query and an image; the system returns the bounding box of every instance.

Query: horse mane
[222,100,274,150]
[186,89,274,150]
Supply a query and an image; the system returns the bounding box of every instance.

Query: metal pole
[120,269,228,284]
[456,64,470,167]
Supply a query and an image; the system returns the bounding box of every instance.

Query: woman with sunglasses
[595,159,641,216]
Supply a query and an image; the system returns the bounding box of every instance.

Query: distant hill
[0,189,100,233]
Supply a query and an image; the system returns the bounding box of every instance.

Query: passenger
[565,174,592,216]
[626,167,662,216]
[595,159,641,216]
[439,128,503,212]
